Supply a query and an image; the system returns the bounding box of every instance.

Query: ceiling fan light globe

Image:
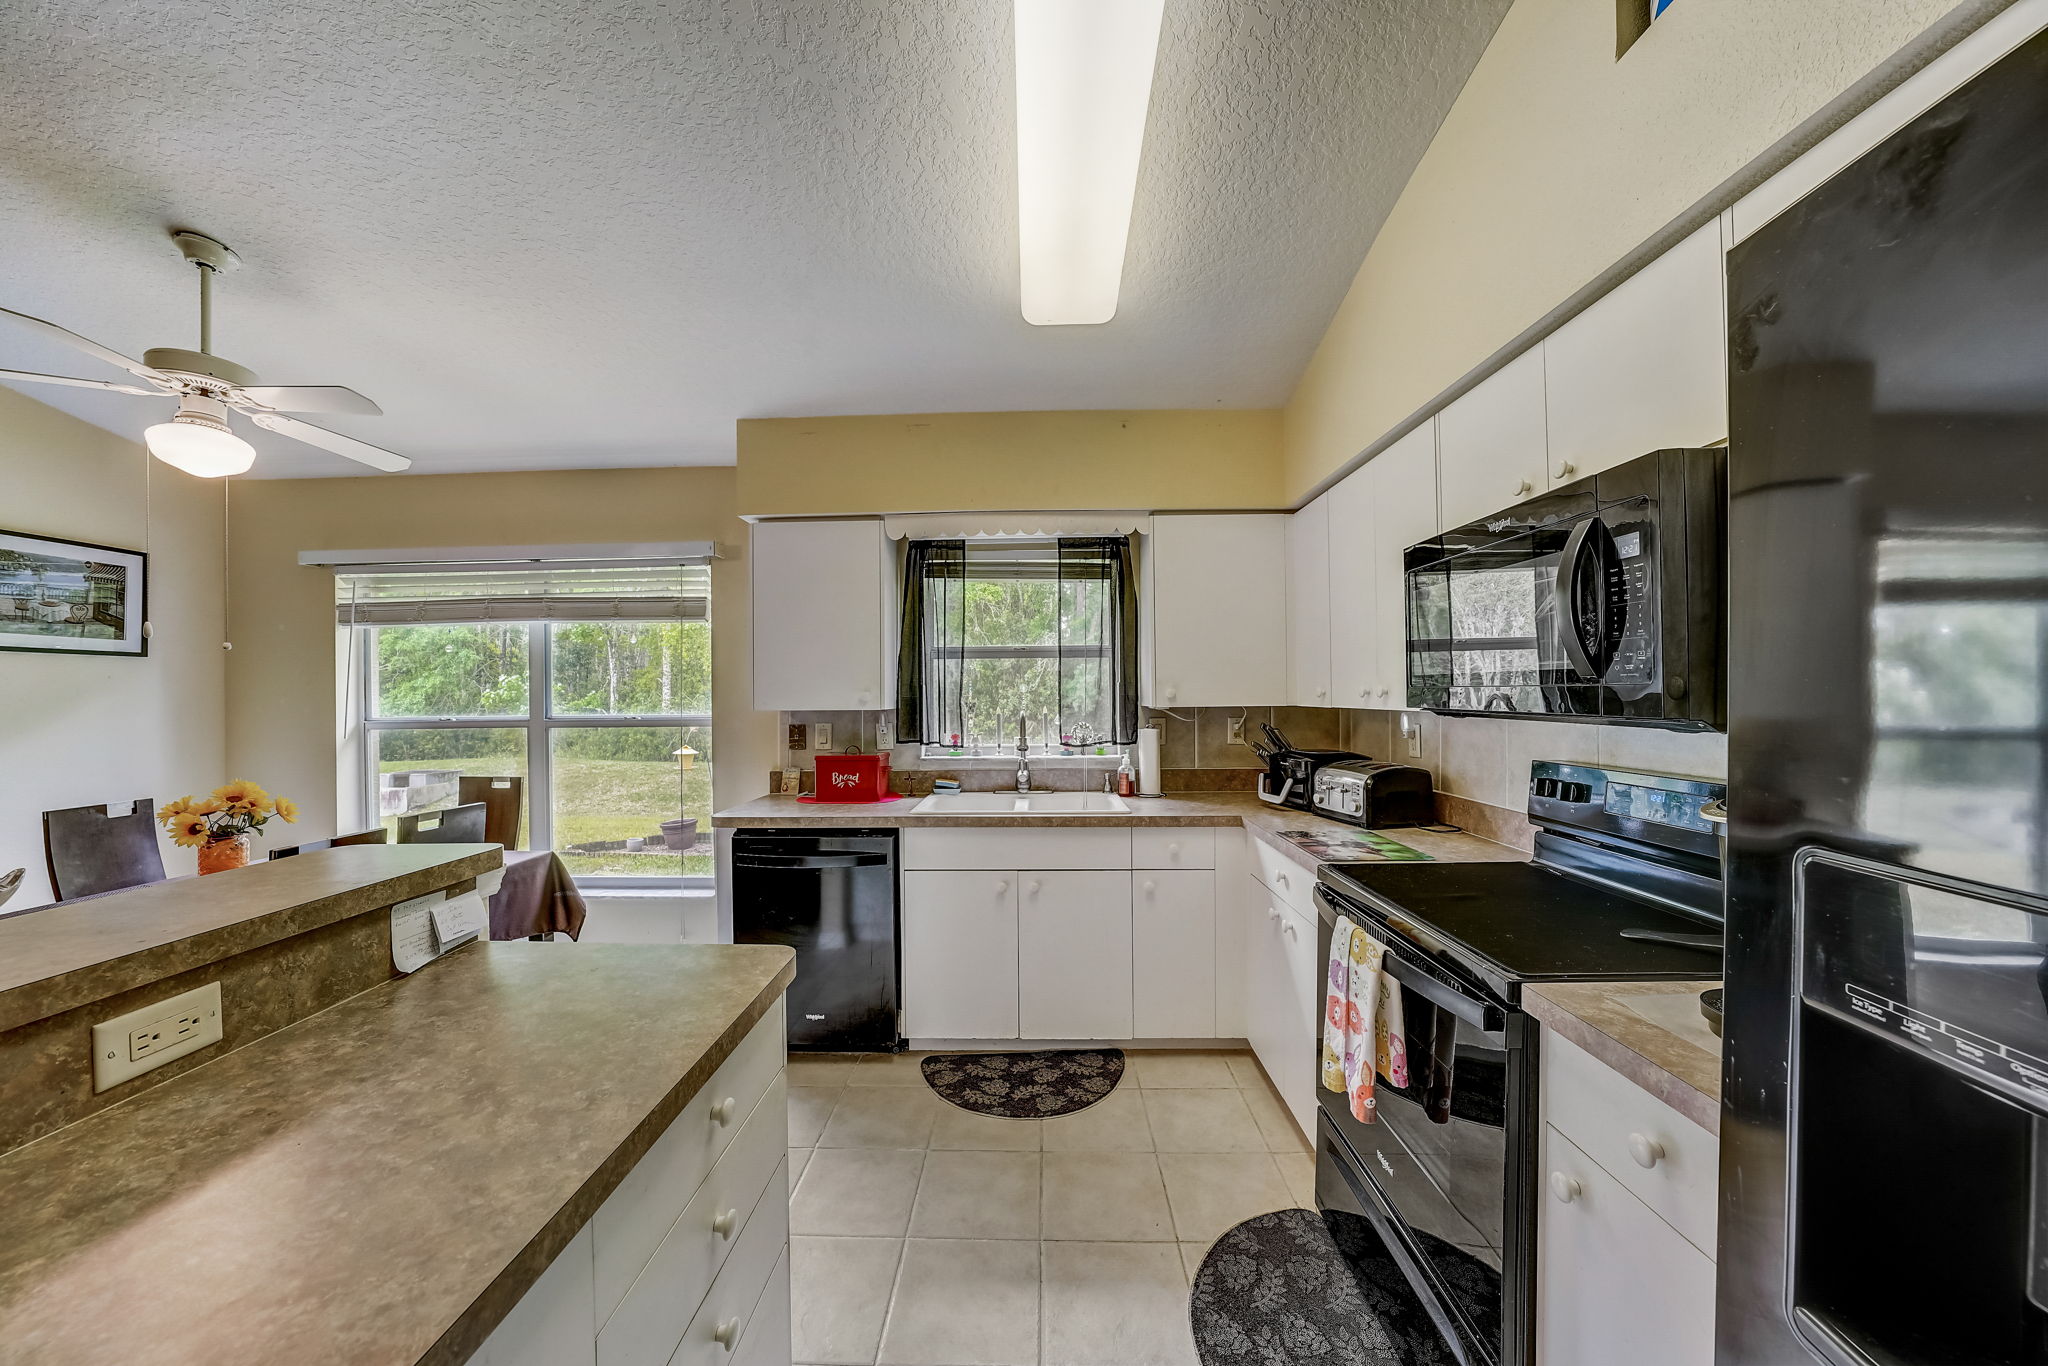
[145,396,255,477]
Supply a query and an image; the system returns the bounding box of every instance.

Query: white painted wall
[0,387,226,908]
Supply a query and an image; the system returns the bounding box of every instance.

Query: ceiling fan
[0,230,410,477]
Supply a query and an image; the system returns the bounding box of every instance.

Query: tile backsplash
[772,704,1726,808]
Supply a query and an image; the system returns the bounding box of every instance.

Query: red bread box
[812,753,893,802]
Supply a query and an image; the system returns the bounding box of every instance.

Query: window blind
[334,563,710,625]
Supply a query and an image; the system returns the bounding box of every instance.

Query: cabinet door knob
[713,1207,740,1238]
[1376,687,1389,699]
[1549,1171,1583,1204]
[1556,461,1577,479]
[1314,687,1327,699]
[1143,879,1156,895]
[1628,1133,1666,1169]
[1358,686,1369,699]
[710,1096,738,1126]
[1515,478,1534,497]
[1167,841,1181,854]
[996,880,1010,895]
[1275,871,1290,889]
[1164,686,1177,702]
[1027,879,1042,895]
[1268,909,1283,924]
[714,1317,743,1349]
[1282,922,1298,941]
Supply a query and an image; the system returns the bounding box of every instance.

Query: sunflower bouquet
[158,782,299,872]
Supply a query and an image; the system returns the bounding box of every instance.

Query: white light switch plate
[92,981,224,1092]
[814,723,833,751]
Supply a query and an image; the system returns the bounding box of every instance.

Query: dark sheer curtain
[897,539,967,744]
[896,536,1137,747]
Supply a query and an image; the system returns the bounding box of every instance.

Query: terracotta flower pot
[198,835,251,875]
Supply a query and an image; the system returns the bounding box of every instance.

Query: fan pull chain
[220,479,232,652]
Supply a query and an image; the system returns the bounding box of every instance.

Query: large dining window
[340,562,711,887]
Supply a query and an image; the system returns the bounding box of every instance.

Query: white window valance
[880,512,1151,541]
[305,543,715,626]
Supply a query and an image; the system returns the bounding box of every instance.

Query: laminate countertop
[0,941,796,1366]
[713,790,1529,868]
[1524,979,1724,1133]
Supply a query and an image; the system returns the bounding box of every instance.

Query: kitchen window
[897,537,1138,755]
[339,562,711,888]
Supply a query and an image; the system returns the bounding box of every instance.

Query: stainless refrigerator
[1720,28,2048,1366]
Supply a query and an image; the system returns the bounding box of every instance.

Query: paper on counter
[431,891,487,949]
[391,892,445,973]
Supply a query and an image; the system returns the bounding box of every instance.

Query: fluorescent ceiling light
[1014,0,1166,326]
[145,394,255,477]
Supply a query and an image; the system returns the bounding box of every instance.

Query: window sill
[915,751,1128,765]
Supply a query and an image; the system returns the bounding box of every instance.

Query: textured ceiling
[0,1,1508,477]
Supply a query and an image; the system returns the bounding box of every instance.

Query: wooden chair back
[42,798,167,901]
[268,828,390,860]
[457,775,523,849]
[394,802,488,845]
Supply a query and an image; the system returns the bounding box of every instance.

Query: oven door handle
[1381,951,1504,1033]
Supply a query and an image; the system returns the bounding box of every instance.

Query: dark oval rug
[920,1048,1125,1118]
[1190,1208,1485,1366]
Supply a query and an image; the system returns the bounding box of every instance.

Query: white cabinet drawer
[728,1245,791,1366]
[1541,1031,1717,1254]
[1249,834,1316,916]
[663,1159,790,1366]
[596,1075,788,1362]
[1132,828,1215,869]
[1537,1126,1715,1366]
[902,827,1133,870]
[593,1002,786,1321]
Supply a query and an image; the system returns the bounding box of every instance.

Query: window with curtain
[897,537,1138,752]
[334,562,712,887]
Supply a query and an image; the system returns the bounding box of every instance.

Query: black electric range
[1312,761,1726,1366]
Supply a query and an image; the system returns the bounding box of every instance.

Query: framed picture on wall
[0,528,148,657]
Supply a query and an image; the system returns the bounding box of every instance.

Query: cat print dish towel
[1320,915,1409,1123]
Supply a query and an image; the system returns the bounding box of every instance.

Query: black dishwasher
[732,829,900,1052]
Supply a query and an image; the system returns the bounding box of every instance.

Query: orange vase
[198,835,251,875]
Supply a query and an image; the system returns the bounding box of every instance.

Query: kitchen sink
[912,792,1132,816]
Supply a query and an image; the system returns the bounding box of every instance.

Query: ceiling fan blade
[247,411,411,472]
[0,306,164,380]
[238,384,384,417]
[0,366,165,397]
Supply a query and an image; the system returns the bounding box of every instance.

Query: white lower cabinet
[1536,1126,1714,1366]
[1019,871,1133,1039]
[1244,877,1318,1139]
[1133,870,1216,1038]
[902,871,1020,1039]
[1536,1029,1717,1366]
[474,999,790,1366]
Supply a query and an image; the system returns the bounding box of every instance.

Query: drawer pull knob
[1516,478,1534,497]
[1275,872,1290,889]
[996,880,1010,895]
[1143,880,1156,895]
[1268,909,1283,924]
[714,1317,742,1349]
[1282,921,1298,941]
[1027,879,1042,895]
[1628,1133,1665,1169]
[713,1207,739,1238]
[710,1096,738,1126]
[1556,461,1577,479]
[1549,1171,1582,1204]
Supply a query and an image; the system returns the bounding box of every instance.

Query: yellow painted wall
[225,466,777,837]
[1282,0,1978,503]
[0,388,226,907]
[737,409,1282,518]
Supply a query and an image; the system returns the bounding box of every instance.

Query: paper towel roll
[1136,726,1162,796]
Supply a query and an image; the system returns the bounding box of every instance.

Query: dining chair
[394,802,488,844]
[268,828,390,860]
[457,776,523,849]
[42,798,167,901]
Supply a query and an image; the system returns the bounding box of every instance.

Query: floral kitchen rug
[920,1048,1124,1118]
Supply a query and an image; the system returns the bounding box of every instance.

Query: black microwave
[1403,447,1725,730]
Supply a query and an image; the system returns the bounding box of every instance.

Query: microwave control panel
[1602,523,1659,699]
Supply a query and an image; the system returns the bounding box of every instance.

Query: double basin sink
[911,791,1132,816]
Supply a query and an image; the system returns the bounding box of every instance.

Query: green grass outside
[376,755,712,878]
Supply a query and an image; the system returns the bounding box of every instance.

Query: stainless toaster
[1311,760,1435,829]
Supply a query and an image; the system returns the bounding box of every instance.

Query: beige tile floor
[786,1048,1315,1366]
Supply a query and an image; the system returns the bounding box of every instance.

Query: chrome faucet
[1015,714,1031,793]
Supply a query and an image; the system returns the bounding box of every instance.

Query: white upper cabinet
[1287,494,1333,707]
[1437,346,1548,532]
[750,519,894,711]
[1544,220,1728,482]
[1369,423,1438,709]
[1325,462,1379,709]
[1143,514,1290,708]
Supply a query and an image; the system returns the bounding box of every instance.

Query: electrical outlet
[92,981,223,1092]
[1404,716,1422,759]
[1226,716,1247,746]
[875,716,893,748]
[814,723,833,751]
